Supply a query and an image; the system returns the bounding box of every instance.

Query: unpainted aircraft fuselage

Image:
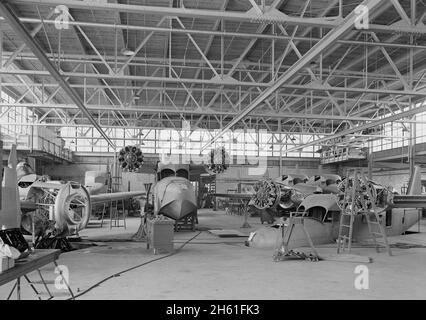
[152,163,197,220]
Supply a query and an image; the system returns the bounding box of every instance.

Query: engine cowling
[54,182,91,235]
[22,181,91,236]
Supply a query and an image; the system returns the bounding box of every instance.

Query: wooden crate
[146,217,174,254]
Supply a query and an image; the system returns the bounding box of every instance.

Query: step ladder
[100,175,123,228]
[337,169,392,256]
[109,176,122,193]
[109,199,127,229]
[359,172,392,256]
[100,202,108,228]
[337,170,358,253]
[211,177,217,211]
[273,213,320,262]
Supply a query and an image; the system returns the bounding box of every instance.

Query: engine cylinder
[251,180,297,210]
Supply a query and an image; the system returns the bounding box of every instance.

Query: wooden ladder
[337,170,358,253]
[109,199,127,229]
[110,176,122,193]
[359,173,392,256]
[337,169,392,256]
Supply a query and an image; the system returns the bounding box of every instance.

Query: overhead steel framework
[0,0,425,153]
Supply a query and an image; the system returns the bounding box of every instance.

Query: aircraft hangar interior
[0,0,426,304]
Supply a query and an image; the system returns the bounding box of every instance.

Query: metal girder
[276,1,394,117]
[4,68,426,97]
[10,0,341,28]
[182,0,229,107]
[0,81,417,103]
[292,34,420,118]
[0,1,115,148]
[344,52,426,119]
[175,17,220,79]
[285,100,426,153]
[9,0,426,34]
[201,0,387,151]
[202,0,285,110]
[390,0,411,24]
[0,103,372,121]
[2,8,55,68]
[116,16,167,75]
[370,32,410,90]
[202,36,263,110]
[2,16,426,49]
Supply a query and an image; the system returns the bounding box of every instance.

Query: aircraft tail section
[407,166,422,195]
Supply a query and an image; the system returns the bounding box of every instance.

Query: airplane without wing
[213,165,426,249]
[5,145,146,237]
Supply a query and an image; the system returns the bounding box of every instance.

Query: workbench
[0,249,75,300]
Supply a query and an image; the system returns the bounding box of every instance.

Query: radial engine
[19,176,91,237]
[250,180,306,210]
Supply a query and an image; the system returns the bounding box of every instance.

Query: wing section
[90,191,146,205]
[212,193,253,200]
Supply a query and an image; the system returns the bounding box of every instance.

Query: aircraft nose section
[160,199,197,220]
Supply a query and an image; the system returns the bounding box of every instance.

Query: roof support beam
[370,32,410,90]
[175,17,221,79]
[3,16,426,46]
[9,0,340,28]
[390,0,411,24]
[2,68,426,97]
[2,8,55,68]
[11,0,426,34]
[116,16,167,75]
[182,0,229,108]
[201,0,387,151]
[285,100,426,153]
[0,103,372,121]
[0,1,115,149]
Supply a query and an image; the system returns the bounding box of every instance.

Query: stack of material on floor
[0,256,14,273]
[146,215,174,254]
[0,242,20,273]
[208,229,247,238]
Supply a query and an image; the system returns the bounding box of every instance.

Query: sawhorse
[0,250,75,300]
[273,215,319,262]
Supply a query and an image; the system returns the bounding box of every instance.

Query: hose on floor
[67,231,202,300]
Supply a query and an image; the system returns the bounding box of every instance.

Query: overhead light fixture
[120,47,135,56]
[121,6,134,57]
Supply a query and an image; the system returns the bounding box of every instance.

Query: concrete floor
[2,209,426,299]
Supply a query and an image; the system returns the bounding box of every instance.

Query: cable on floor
[67,231,202,300]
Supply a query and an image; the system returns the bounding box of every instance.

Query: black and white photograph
[0,0,425,310]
